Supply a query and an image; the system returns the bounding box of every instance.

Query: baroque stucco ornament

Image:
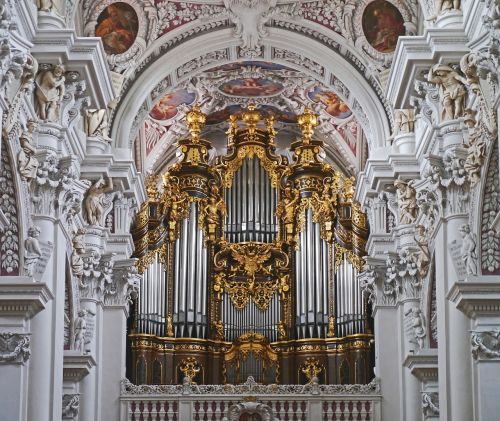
[0,333,30,363]
[471,330,500,359]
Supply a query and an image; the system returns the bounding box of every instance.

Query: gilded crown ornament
[297,107,319,144]
[185,104,206,143]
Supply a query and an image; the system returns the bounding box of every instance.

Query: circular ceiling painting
[219,78,284,97]
[362,0,405,53]
[307,88,352,119]
[150,89,196,121]
[95,2,139,55]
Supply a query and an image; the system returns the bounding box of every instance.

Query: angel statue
[83,177,114,226]
[202,184,226,242]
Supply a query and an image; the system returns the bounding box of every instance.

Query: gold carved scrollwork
[213,241,289,311]
[301,357,323,384]
[179,357,201,384]
[160,175,191,242]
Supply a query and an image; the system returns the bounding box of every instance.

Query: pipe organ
[129,105,373,386]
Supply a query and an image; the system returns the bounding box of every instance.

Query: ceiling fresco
[361,0,406,53]
[95,2,139,55]
[149,89,197,122]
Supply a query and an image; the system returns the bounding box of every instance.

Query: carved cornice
[447,280,500,319]
[404,348,439,382]
[63,351,96,381]
[0,278,53,318]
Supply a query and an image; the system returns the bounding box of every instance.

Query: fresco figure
[95,3,138,55]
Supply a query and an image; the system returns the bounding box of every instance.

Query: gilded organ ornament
[301,358,323,384]
[179,357,201,384]
[130,105,371,385]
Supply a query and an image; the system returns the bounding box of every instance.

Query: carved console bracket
[0,278,53,318]
[63,351,97,382]
[447,280,500,319]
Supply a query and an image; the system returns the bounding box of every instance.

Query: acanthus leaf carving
[0,332,30,364]
[103,260,141,308]
[471,330,500,359]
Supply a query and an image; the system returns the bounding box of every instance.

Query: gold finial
[186,104,206,143]
[242,103,261,135]
[297,107,319,144]
[327,315,335,338]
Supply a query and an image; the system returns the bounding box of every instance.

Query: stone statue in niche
[83,177,114,226]
[85,109,111,141]
[24,226,42,277]
[436,0,461,15]
[427,64,467,121]
[459,224,477,275]
[71,229,86,278]
[17,120,39,182]
[73,309,87,353]
[34,64,65,122]
[393,109,416,136]
[394,178,417,224]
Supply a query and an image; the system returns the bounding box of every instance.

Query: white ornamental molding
[481,141,500,274]
[0,139,20,275]
[121,376,380,396]
[0,333,30,364]
[471,330,500,360]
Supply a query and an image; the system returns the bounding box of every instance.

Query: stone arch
[111,27,392,154]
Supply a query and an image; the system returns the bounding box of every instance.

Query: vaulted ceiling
[80,0,421,176]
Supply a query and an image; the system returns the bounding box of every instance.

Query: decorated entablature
[129,104,371,386]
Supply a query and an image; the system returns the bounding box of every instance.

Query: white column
[100,306,128,421]
[435,215,473,421]
[27,217,67,421]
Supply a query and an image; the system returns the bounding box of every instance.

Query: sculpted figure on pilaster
[36,0,59,13]
[393,109,416,136]
[83,176,114,226]
[71,229,86,279]
[85,108,111,141]
[73,309,87,353]
[459,224,477,275]
[17,120,39,182]
[24,226,42,277]
[394,178,417,224]
[471,330,500,359]
[422,392,440,416]
[404,307,426,349]
[34,64,65,122]
[427,64,467,121]
[0,333,30,363]
[414,225,431,278]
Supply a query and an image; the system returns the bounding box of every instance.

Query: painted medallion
[219,78,284,97]
[150,89,196,121]
[362,0,405,53]
[95,2,139,55]
[307,88,352,119]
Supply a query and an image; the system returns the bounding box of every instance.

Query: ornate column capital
[0,332,30,364]
[103,259,141,311]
